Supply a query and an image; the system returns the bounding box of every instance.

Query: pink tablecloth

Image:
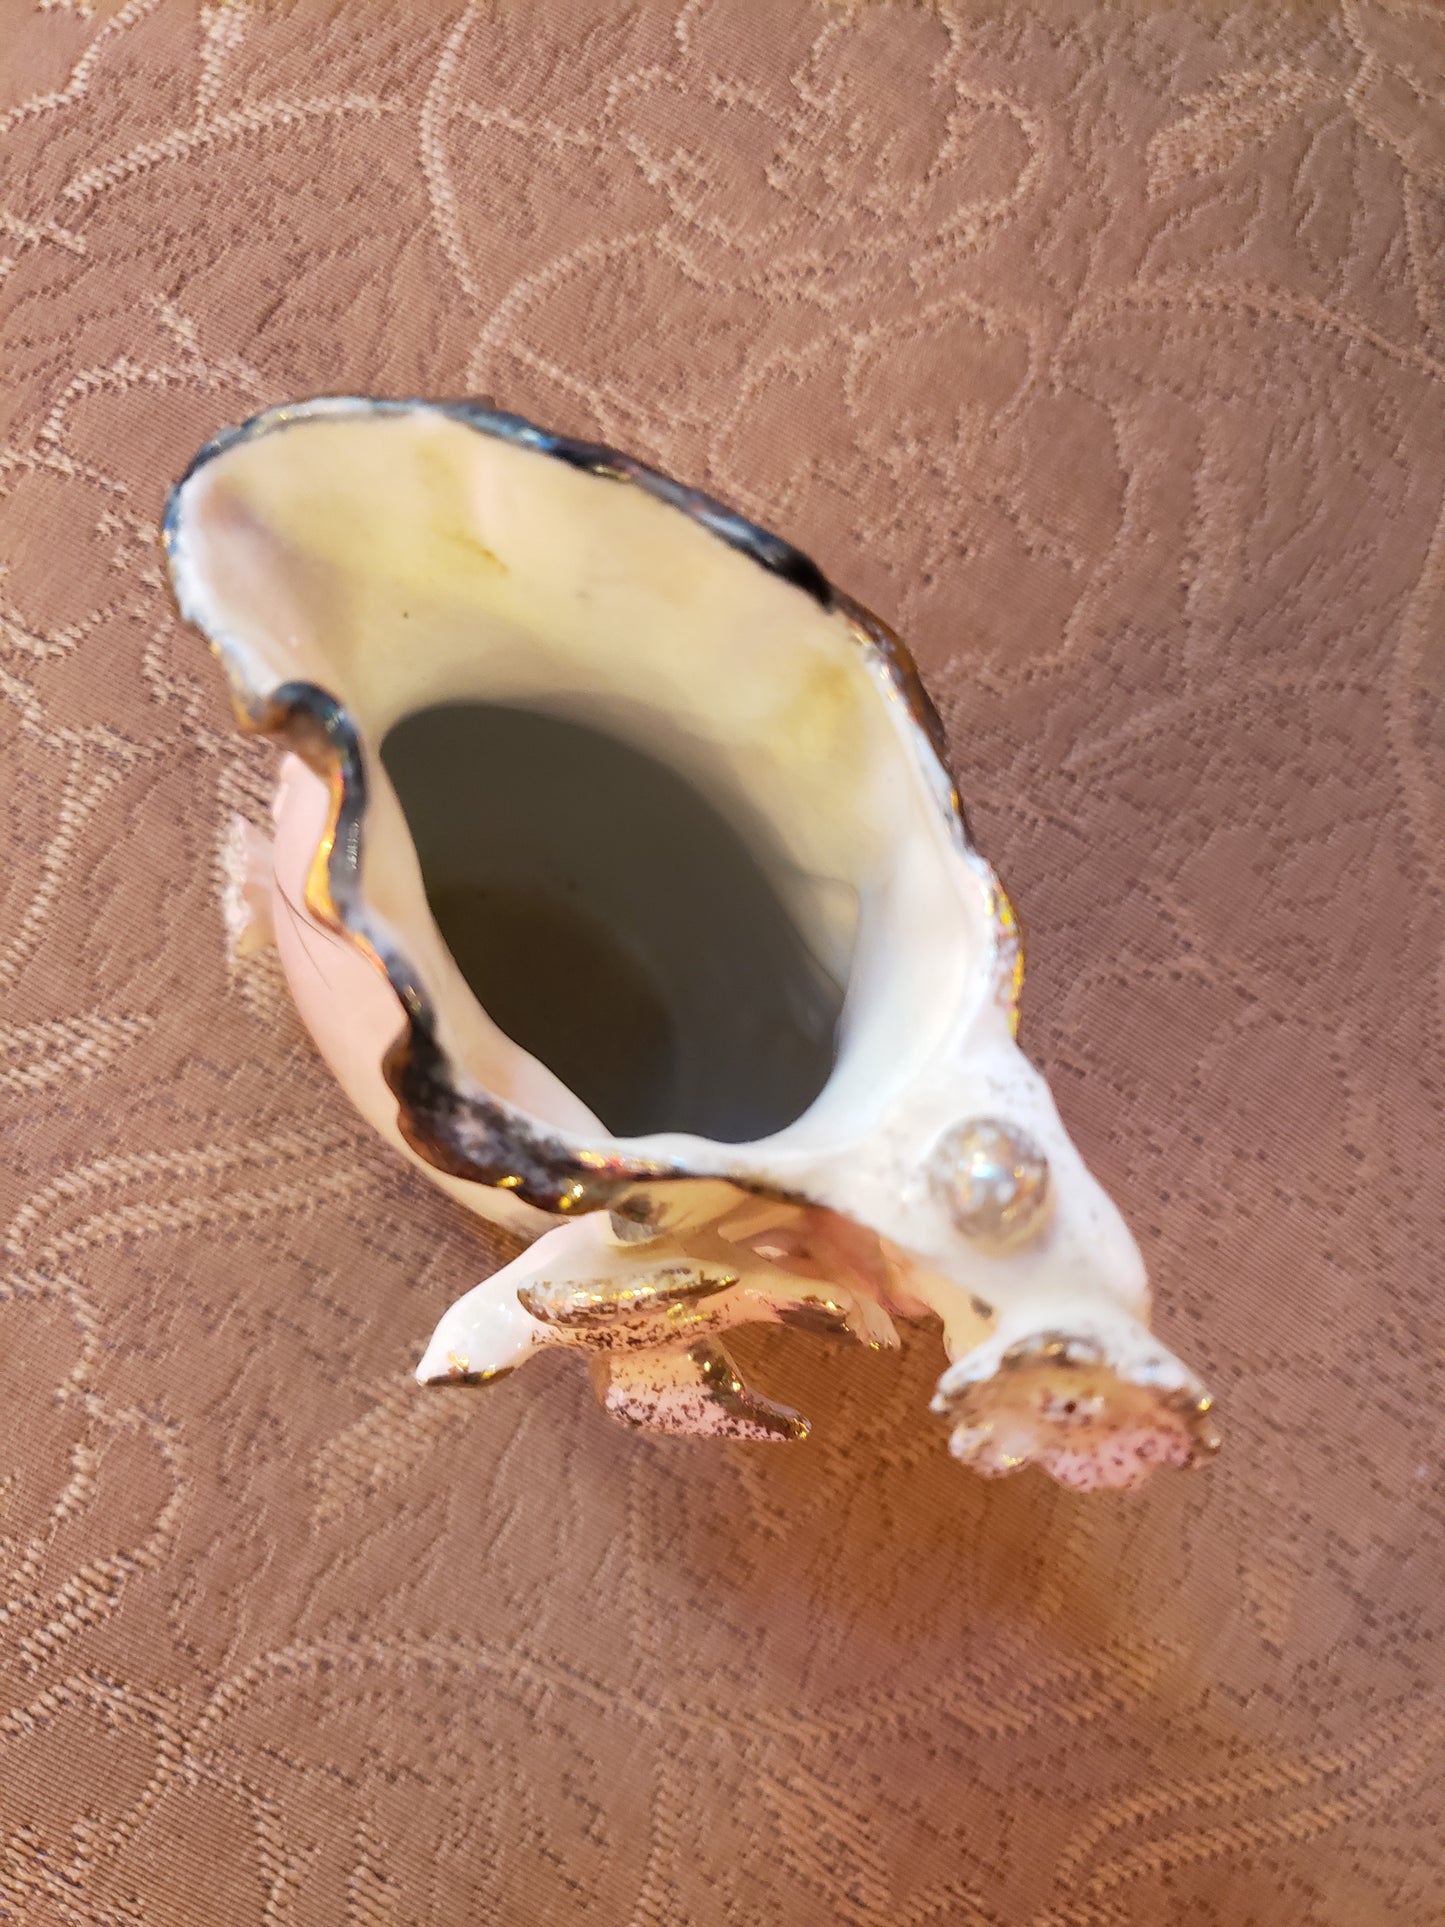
[2,3,1442,1920]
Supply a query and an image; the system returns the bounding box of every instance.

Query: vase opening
[381,700,845,1142]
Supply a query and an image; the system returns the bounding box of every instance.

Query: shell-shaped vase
[166,399,1218,1490]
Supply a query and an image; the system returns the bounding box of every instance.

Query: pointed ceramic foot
[415,1252,558,1386]
[413,1217,737,1387]
[593,1340,809,1442]
[753,1276,899,1351]
[731,1208,902,1350]
[221,814,275,960]
[931,1308,1219,1491]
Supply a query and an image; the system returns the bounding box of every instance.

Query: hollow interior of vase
[381,701,845,1141]
[174,408,977,1149]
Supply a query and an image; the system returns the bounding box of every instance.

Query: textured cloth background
[2,2,1443,1922]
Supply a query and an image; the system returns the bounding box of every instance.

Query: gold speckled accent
[1162,1383,1223,1456]
[992,880,1026,1037]
[998,1331,1104,1372]
[773,1296,853,1337]
[689,1340,810,1442]
[419,1356,516,1390]
[519,1265,739,1331]
[934,1332,1220,1478]
[965,851,1025,1037]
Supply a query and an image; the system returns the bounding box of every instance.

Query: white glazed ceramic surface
[167,398,1218,1490]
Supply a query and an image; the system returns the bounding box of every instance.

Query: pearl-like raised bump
[930,1118,1051,1244]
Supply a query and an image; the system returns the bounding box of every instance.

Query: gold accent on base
[933,1333,1219,1488]
[519,1266,738,1331]
[419,1353,515,1389]
[689,1340,810,1442]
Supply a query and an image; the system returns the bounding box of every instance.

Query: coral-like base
[414,1211,891,1443]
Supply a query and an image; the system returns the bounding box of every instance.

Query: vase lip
[164,394,987,1219]
[166,391,840,599]
[164,395,960,778]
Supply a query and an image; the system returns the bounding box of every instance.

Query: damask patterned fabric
[2,2,1443,1921]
